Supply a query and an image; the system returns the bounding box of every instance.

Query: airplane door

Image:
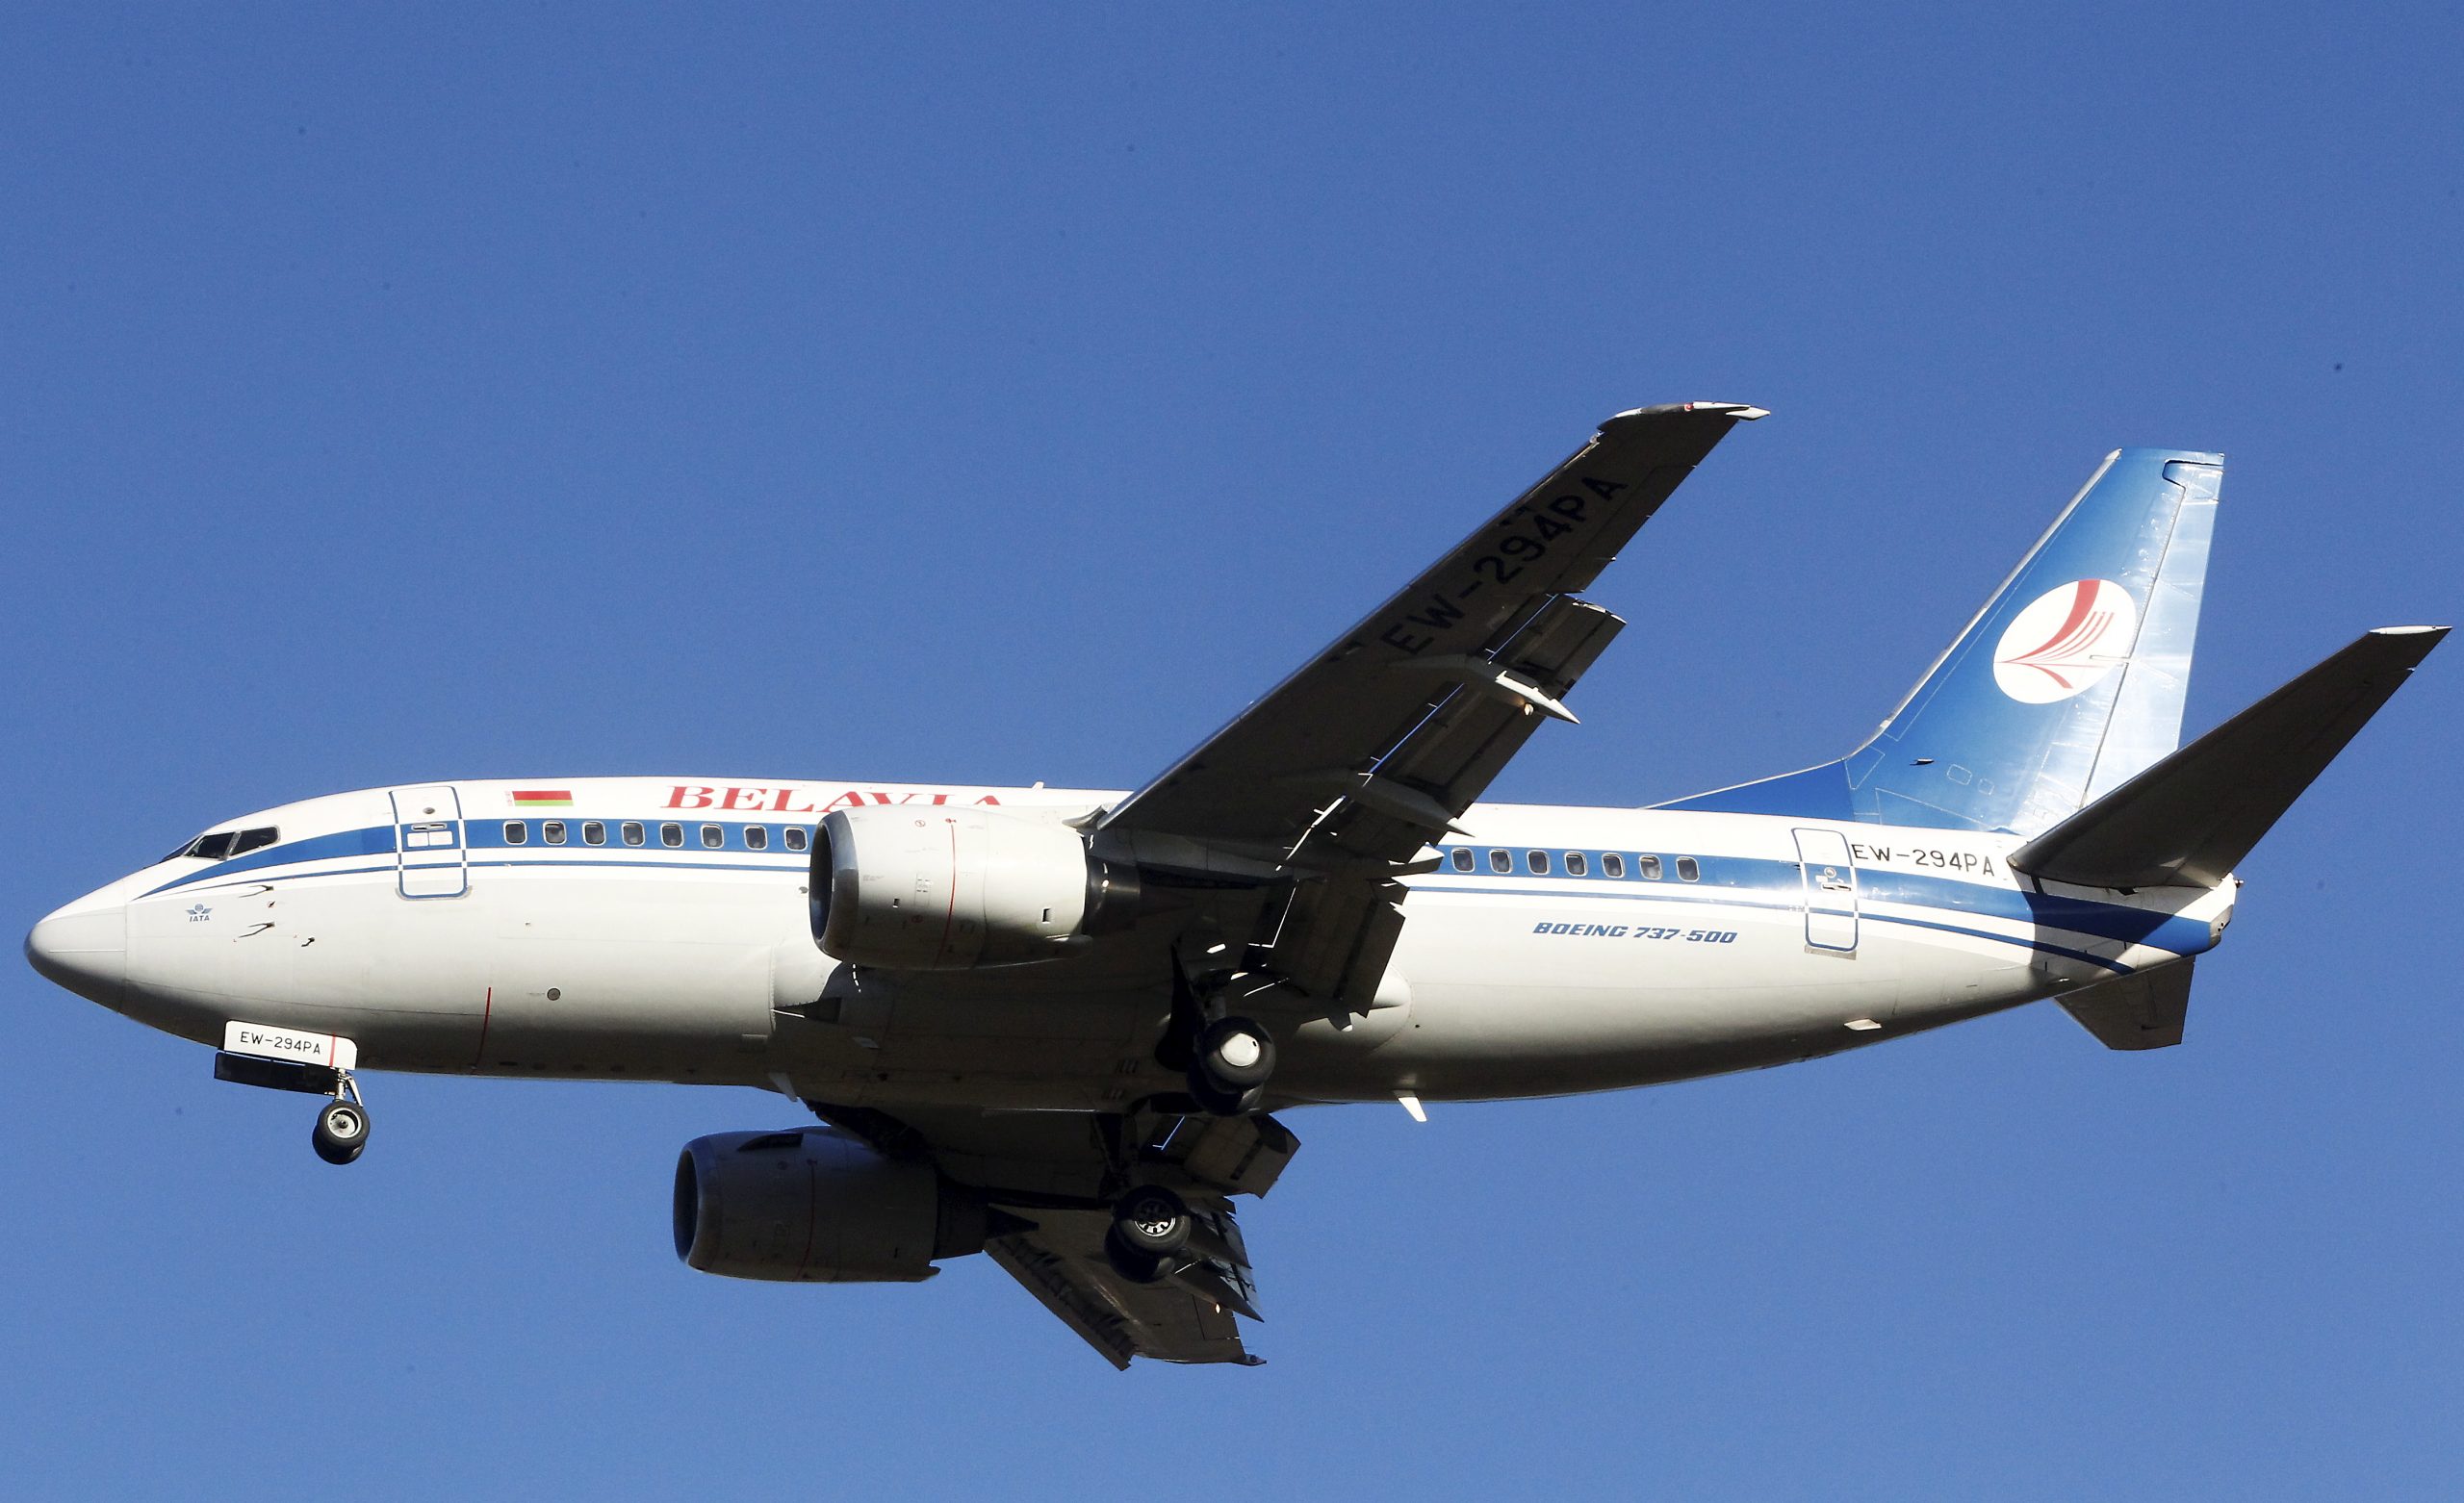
[1792,828,1858,953]
[391,785,469,899]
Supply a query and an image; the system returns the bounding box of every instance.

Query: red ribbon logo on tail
[1992,579,2138,703]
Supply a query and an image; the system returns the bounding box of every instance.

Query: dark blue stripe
[1861,910,2133,976]
[1424,849,2213,955]
[143,826,399,897]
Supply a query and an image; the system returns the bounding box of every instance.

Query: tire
[1196,1016,1274,1090]
[1185,1069,1260,1119]
[1110,1185,1190,1259]
[313,1100,369,1165]
[1102,1228,1168,1285]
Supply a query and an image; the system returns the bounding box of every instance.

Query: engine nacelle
[672,1128,988,1283]
[808,804,1139,970]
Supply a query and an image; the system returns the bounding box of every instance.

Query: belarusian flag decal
[510,790,573,807]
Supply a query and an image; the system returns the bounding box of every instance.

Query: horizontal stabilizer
[2058,960,2194,1050]
[2013,626,2447,888]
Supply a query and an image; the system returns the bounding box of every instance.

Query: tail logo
[1993,578,2139,703]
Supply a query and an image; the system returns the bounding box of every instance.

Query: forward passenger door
[391,785,468,899]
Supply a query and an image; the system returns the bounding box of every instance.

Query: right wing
[988,1204,1264,1369]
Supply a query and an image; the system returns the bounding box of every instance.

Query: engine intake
[808,804,1139,970]
[673,1128,988,1283]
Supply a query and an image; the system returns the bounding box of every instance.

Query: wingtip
[1602,401,1771,429]
[2362,624,2447,669]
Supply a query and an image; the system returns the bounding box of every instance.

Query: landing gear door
[1792,828,1858,953]
[391,785,468,899]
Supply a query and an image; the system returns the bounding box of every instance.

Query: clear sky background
[5,5,2459,1498]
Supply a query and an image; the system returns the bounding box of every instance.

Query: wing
[810,1100,1296,1368]
[988,1205,1262,1369]
[1094,401,1763,1014]
[1097,402,1765,860]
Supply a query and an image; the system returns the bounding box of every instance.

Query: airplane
[25,402,2444,1368]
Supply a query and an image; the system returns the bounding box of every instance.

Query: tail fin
[1664,447,2222,836]
[2012,625,2447,887]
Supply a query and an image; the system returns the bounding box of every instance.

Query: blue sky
[5,5,2459,1498]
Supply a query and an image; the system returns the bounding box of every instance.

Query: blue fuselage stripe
[145,821,2207,973]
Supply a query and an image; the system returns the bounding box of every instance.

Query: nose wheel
[311,1080,370,1165]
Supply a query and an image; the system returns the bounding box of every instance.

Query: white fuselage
[34,777,2233,1110]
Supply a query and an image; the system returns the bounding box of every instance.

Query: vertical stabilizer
[1665,448,2220,835]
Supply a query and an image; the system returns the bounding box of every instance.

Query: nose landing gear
[212,1026,371,1165]
[312,1084,370,1165]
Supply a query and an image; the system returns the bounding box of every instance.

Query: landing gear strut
[311,1077,370,1165]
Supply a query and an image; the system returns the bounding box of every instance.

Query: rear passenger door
[1791,828,1858,953]
[391,785,468,899]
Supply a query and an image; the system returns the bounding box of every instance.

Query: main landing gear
[1167,951,1277,1117]
[1104,1184,1192,1283]
[1188,1015,1274,1117]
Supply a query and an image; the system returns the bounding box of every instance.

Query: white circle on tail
[1992,579,2139,703]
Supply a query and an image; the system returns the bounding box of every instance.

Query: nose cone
[27,901,128,1007]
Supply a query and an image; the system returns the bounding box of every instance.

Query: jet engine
[673,1128,988,1283]
[808,804,1140,970]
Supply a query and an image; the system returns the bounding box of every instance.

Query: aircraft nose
[26,901,128,1007]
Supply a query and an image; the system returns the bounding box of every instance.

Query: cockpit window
[169,826,278,862]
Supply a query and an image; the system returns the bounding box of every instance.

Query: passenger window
[1528,851,1551,875]
[701,824,723,850]
[543,821,567,846]
[190,830,237,861]
[503,821,527,845]
[1638,855,1663,879]
[1677,856,1701,881]
[1602,853,1626,879]
[621,822,645,847]
[660,823,683,848]
[784,828,808,853]
[581,821,605,846]
[745,826,769,852]
[1564,852,1587,877]
[1489,849,1512,875]
[230,828,278,856]
[1450,848,1475,873]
